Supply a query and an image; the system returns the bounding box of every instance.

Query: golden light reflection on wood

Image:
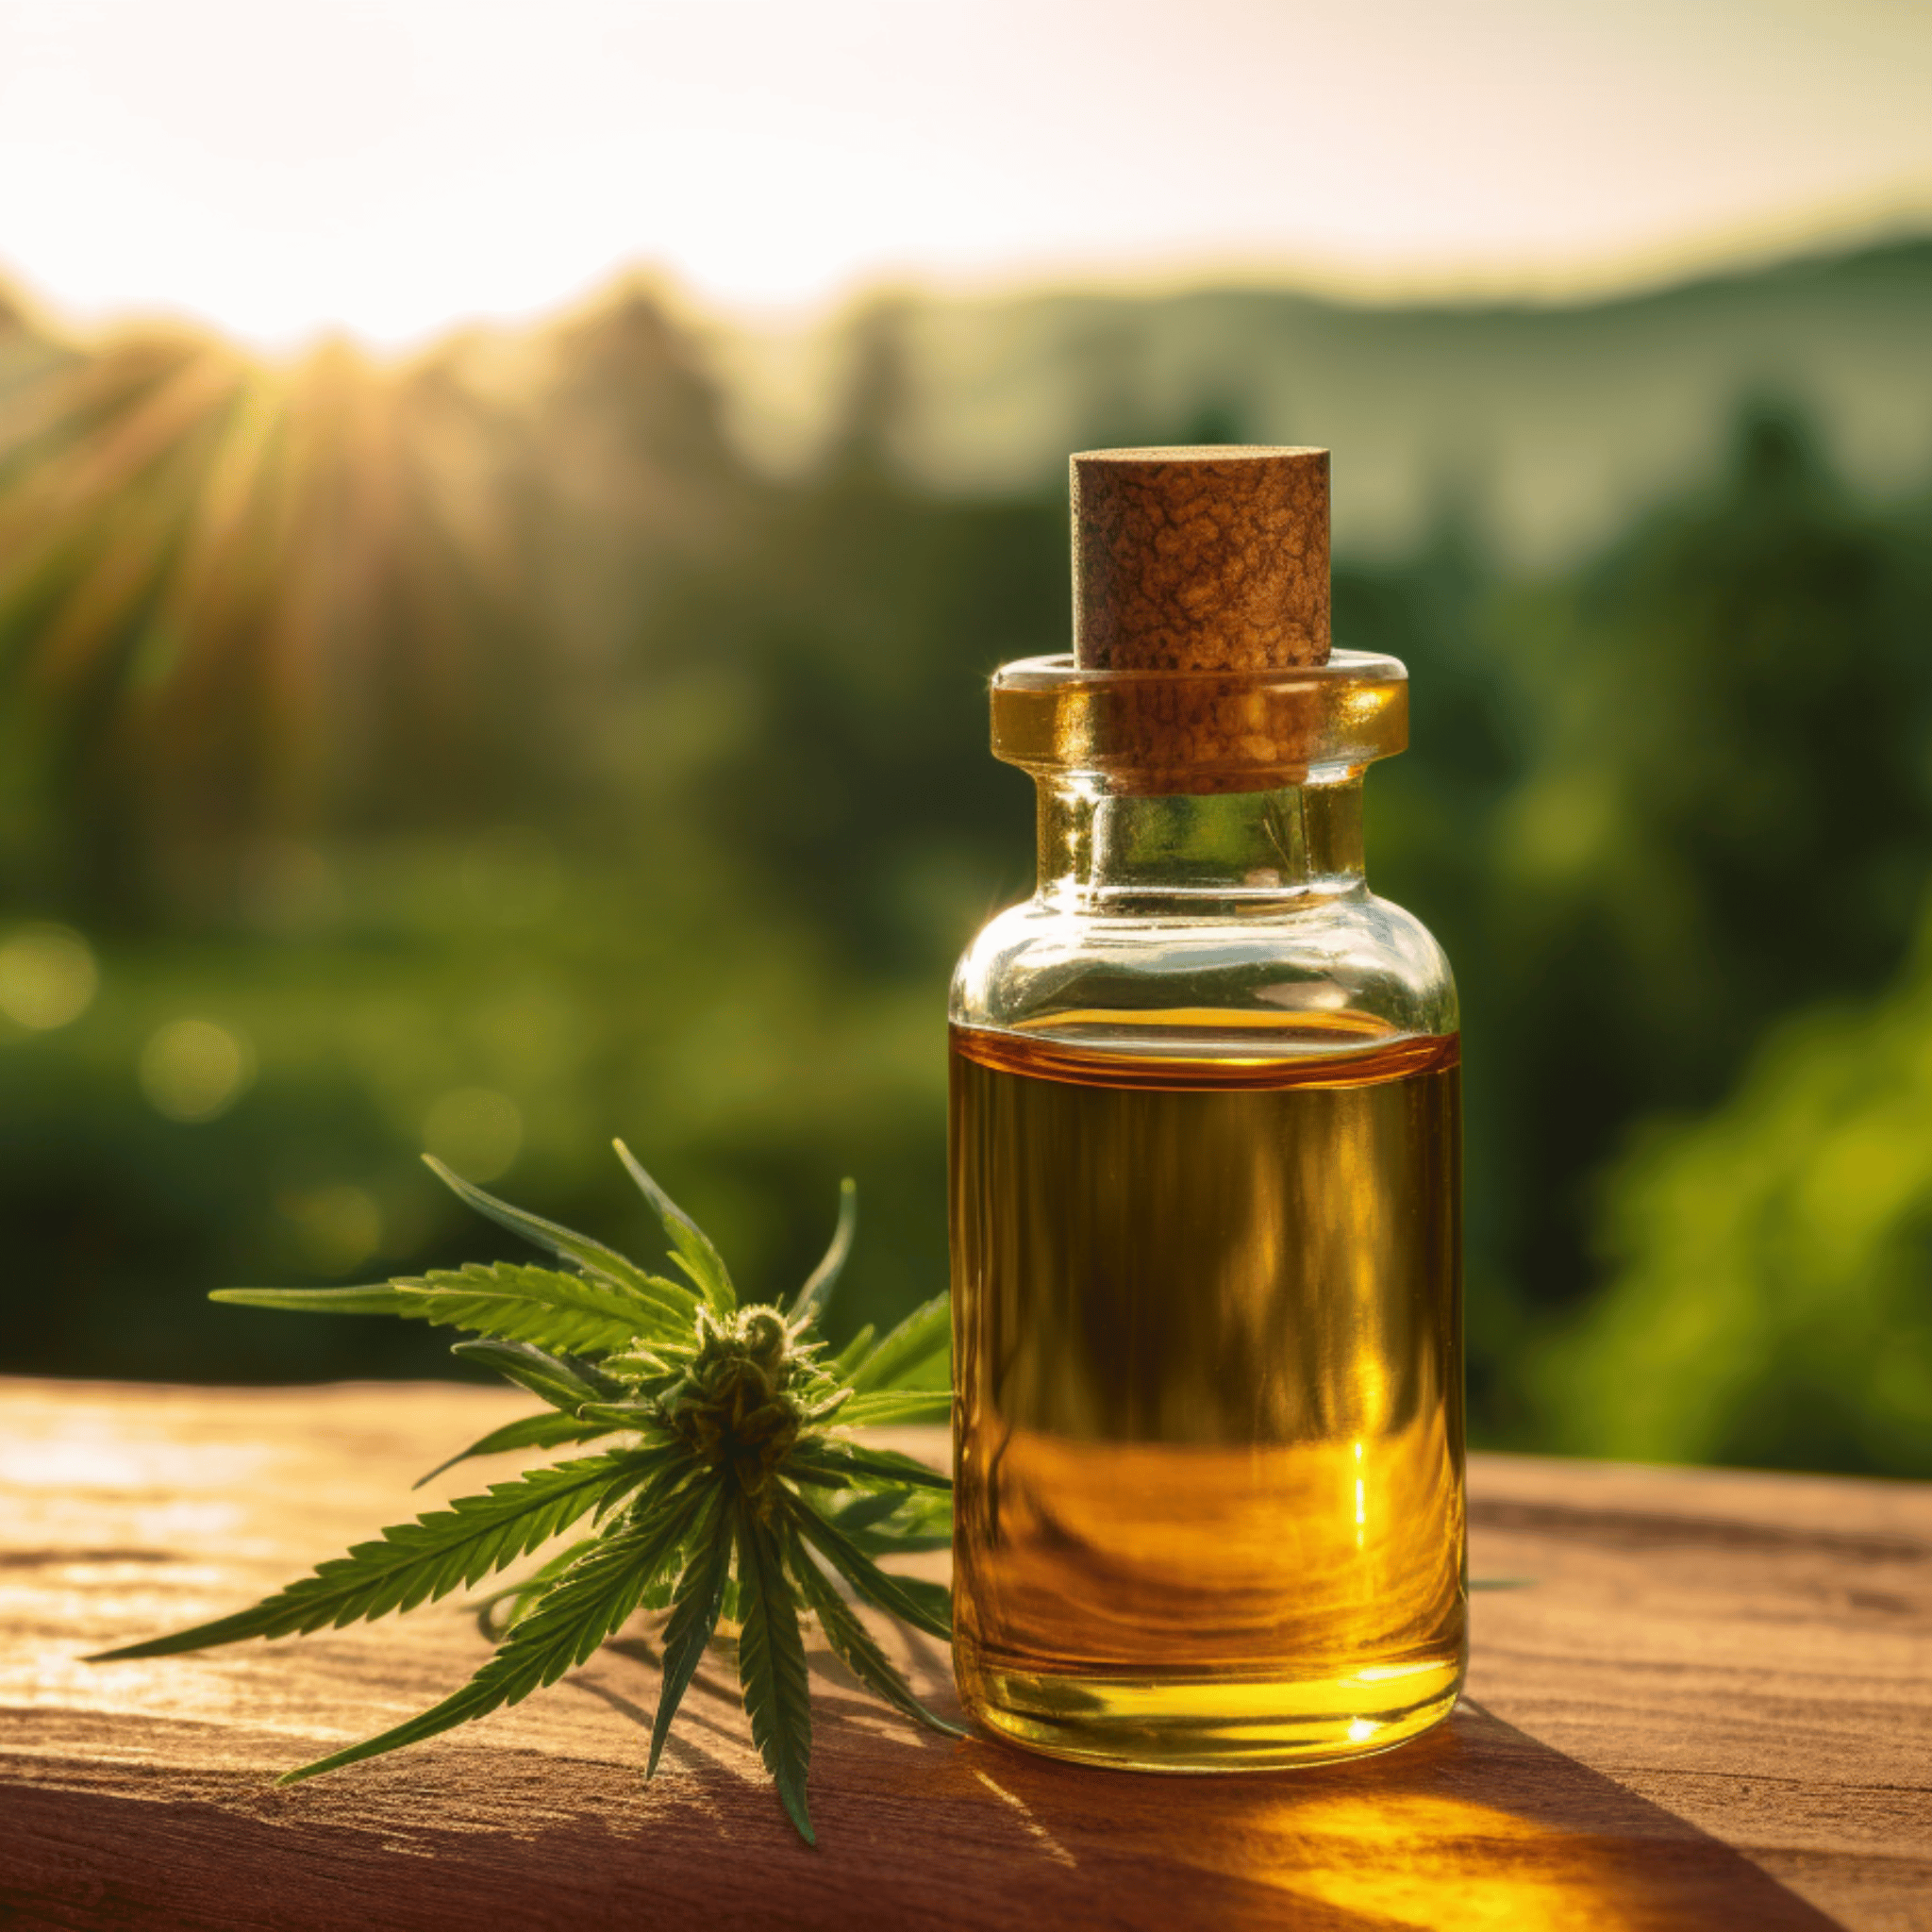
[3,1378,1926,1928]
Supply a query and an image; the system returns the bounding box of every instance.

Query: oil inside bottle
[949,1014,1465,1769]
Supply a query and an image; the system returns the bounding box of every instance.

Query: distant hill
[8,234,1929,570]
[703,237,1932,564]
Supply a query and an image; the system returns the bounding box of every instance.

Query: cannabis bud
[667,1305,829,1498]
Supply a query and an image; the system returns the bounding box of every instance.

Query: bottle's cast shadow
[797,1693,1838,1931]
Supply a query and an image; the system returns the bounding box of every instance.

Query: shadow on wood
[6,1699,1838,1932]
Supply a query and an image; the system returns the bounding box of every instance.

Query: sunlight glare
[0,0,1926,347]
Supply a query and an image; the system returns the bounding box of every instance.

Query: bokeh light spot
[140,1019,255,1123]
[0,924,99,1031]
[424,1087,523,1181]
[280,1184,383,1274]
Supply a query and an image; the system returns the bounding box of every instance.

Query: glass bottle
[949,448,1464,1771]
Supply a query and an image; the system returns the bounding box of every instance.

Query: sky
[0,0,1928,349]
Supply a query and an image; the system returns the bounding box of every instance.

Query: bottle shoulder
[950,889,1457,1042]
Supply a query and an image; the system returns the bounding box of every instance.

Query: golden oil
[949,1017,1464,1768]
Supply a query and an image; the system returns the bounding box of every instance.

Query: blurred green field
[3,243,1930,1475]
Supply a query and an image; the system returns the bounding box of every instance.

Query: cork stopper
[1073,447,1330,671]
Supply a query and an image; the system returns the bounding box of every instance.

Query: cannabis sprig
[91,1141,958,1842]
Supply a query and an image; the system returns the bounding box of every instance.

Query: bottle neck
[1035,776,1367,910]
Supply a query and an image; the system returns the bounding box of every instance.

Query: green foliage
[735,1498,817,1841]
[837,1391,953,1426]
[846,1292,949,1392]
[1539,908,1932,1474]
[789,1535,957,1737]
[1458,409,1932,1332]
[4,267,1932,1481]
[789,1176,858,1327]
[218,1262,662,1354]
[616,1139,738,1313]
[92,1152,958,1840]
[283,1488,707,1785]
[790,1441,951,1493]
[414,1411,608,1489]
[427,1158,699,1323]
[650,1491,733,1776]
[786,1489,952,1642]
[446,1338,618,1413]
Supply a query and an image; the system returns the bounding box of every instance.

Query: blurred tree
[1540,903,1932,1475]
[1472,405,1932,1332]
[675,306,1055,968]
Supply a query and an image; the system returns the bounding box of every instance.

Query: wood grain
[3,1378,1929,1931]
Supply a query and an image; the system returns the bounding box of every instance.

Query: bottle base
[958,1652,1464,1773]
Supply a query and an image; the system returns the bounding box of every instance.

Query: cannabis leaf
[92,1142,960,1840]
[214,1261,681,1355]
[284,1481,708,1785]
[93,1451,665,1655]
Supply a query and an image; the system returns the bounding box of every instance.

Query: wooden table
[3,1379,1928,1931]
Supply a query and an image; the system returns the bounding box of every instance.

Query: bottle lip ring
[990,649,1409,791]
[991,648,1406,692]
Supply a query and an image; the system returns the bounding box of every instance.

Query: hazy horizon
[2,0,1927,352]
[11,223,1926,572]
[5,208,1926,357]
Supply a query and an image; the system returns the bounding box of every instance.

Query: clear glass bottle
[948,449,1464,1771]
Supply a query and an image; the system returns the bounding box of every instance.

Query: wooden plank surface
[2,1377,1928,1931]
